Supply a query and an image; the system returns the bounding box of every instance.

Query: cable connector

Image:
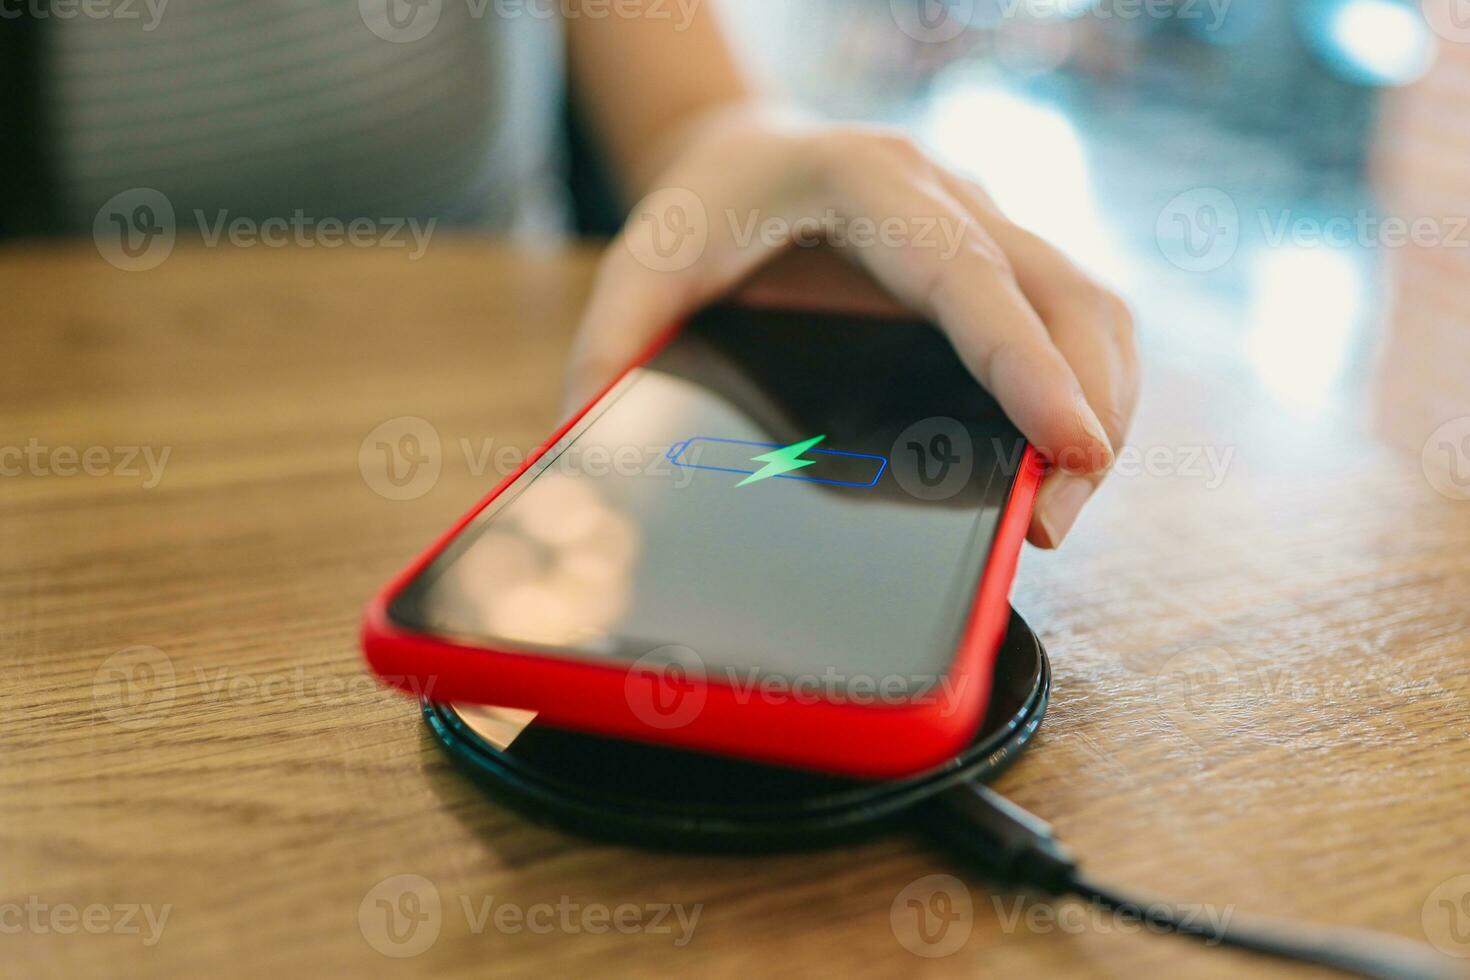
[921,781,1077,895]
[919,780,1460,980]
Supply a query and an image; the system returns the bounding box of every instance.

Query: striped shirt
[48,0,568,235]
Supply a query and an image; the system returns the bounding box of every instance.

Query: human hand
[566,108,1138,548]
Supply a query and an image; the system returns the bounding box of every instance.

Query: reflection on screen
[390,306,1025,689]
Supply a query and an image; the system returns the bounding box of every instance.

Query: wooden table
[4,240,1468,978]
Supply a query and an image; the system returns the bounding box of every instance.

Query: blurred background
[718,0,1468,459]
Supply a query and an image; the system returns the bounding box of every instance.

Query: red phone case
[361,317,1044,778]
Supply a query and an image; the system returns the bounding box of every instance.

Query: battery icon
[666,436,888,489]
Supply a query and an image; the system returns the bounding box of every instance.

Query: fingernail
[560,367,591,419]
[1074,391,1114,469]
[560,390,590,424]
[1036,474,1094,548]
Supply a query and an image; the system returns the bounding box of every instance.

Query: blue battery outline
[666,436,888,489]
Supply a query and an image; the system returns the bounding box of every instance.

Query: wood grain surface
[2,240,1468,979]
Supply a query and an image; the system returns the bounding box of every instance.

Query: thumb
[562,244,692,416]
[563,185,783,415]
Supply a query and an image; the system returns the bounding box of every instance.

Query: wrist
[625,101,816,201]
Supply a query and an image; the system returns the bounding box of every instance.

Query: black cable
[922,781,1460,980]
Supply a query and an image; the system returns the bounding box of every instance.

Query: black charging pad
[423,608,1049,851]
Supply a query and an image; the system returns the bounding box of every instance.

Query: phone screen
[388,306,1026,693]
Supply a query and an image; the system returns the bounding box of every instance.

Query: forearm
[564,0,759,199]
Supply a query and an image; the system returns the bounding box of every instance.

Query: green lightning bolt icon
[736,435,827,487]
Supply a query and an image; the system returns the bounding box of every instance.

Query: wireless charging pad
[423,608,1049,851]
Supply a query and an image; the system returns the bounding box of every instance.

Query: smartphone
[361,303,1042,778]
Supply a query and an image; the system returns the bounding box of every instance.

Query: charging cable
[922,782,1461,980]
